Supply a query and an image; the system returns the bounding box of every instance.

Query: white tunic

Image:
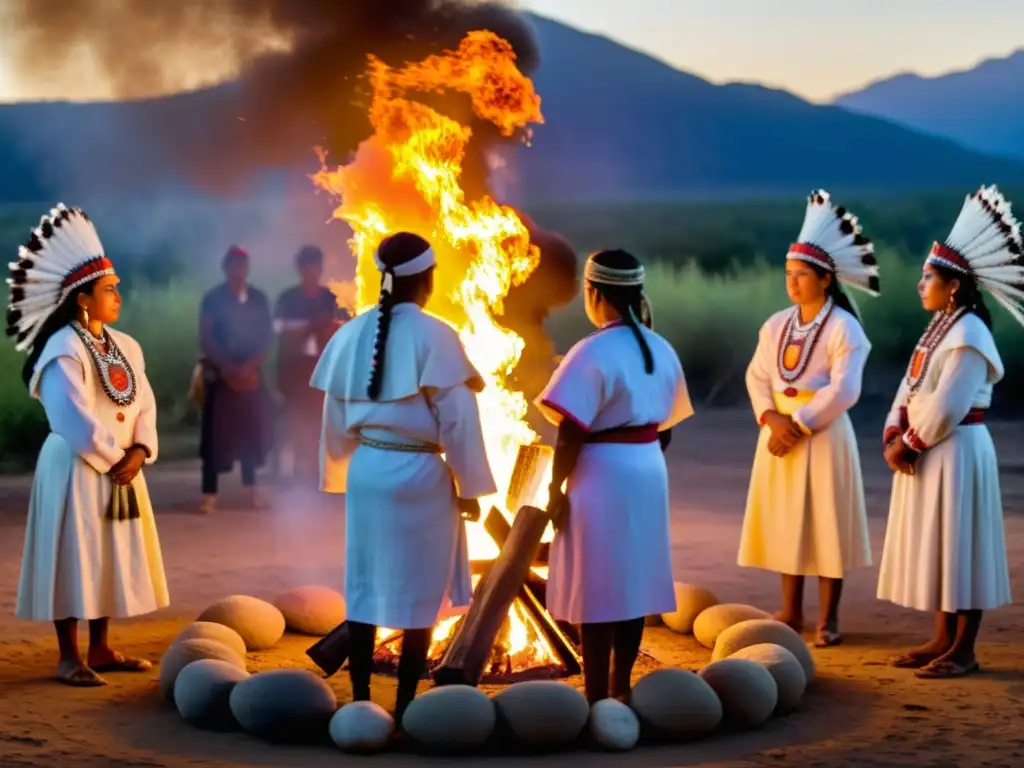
[877,312,1011,612]
[311,303,497,629]
[536,323,693,624]
[738,305,872,578]
[16,326,169,621]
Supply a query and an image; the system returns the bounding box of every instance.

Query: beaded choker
[70,321,137,407]
[776,298,835,384]
[904,308,967,394]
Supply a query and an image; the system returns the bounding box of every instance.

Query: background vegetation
[2,192,1022,471]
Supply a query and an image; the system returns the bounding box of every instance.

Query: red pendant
[909,350,924,379]
[783,387,798,397]
[116,412,125,422]
[108,365,130,392]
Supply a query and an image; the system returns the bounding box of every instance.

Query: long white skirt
[548,441,676,624]
[877,424,1011,613]
[16,434,169,621]
[344,444,471,629]
[738,412,871,579]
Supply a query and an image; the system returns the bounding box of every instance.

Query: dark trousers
[201,457,257,495]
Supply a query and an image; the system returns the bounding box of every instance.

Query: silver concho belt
[358,436,442,454]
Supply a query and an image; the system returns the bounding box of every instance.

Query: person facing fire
[310,232,496,722]
[738,190,881,648]
[536,249,693,705]
[197,246,274,514]
[877,185,1018,679]
[6,204,169,686]
[273,244,349,484]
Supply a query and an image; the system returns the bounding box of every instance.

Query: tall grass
[4,247,1022,471]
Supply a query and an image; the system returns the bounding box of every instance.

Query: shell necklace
[777,297,834,384]
[71,321,137,407]
[905,307,966,394]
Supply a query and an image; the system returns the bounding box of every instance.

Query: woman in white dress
[5,204,169,686]
[536,249,693,704]
[878,185,1018,679]
[739,191,881,647]
[310,232,496,720]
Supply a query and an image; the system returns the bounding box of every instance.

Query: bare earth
[1,408,1023,767]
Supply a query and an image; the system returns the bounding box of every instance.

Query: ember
[312,31,580,682]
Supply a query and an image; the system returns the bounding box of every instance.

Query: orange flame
[312,31,558,667]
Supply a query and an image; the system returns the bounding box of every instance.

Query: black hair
[807,262,861,324]
[19,282,97,388]
[222,245,249,271]
[588,249,654,374]
[367,232,434,400]
[296,245,324,268]
[929,263,994,329]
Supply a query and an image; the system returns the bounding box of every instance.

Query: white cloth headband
[585,259,645,287]
[373,246,436,277]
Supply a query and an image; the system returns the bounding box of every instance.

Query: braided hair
[367,232,434,400]
[588,249,655,374]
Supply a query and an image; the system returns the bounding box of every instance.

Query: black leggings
[348,621,432,720]
[580,617,645,704]
[201,458,256,495]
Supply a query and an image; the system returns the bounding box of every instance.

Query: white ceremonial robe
[738,305,872,579]
[311,303,497,630]
[877,313,1011,613]
[16,326,169,621]
[536,323,693,625]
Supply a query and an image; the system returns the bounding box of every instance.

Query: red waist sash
[898,406,985,429]
[585,423,659,444]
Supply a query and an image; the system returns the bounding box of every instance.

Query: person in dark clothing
[198,246,274,513]
[273,245,349,484]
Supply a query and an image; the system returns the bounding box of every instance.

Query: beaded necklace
[776,298,835,384]
[904,307,967,394]
[70,321,137,407]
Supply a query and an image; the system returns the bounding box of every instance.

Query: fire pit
[373,445,583,685]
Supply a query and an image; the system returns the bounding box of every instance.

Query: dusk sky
[0,0,1021,103]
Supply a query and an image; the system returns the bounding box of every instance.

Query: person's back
[309,232,496,722]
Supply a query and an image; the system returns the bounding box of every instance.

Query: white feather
[6,204,109,353]
[790,189,880,296]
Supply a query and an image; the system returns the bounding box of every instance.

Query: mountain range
[0,14,1021,205]
[834,49,1024,162]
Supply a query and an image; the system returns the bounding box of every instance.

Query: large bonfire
[312,31,562,676]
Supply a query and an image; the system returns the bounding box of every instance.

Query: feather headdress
[787,189,880,296]
[5,204,113,353]
[926,185,1024,327]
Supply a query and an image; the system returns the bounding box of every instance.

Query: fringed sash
[107,481,141,521]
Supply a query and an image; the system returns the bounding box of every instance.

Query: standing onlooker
[274,245,349,484]
[197,246,274,514]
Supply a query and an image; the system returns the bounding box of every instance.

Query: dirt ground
[1,408,1023,768]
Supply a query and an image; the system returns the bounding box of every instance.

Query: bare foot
[773,611,804,633]
[889,642,951,668]
[56,660,107,687]
[915,654,980,679]
[200,494,216,515]
[87,648,152,672]
[815,628,843,647]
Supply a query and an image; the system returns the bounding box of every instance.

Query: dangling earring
[78,305,90,328]
[946,292,956,314]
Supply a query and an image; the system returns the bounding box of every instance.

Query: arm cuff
[902,429,927,453]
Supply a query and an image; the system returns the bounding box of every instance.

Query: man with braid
[310,232,496,724]
[536,249,693,705]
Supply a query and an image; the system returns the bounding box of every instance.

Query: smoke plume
[5,0,541,195]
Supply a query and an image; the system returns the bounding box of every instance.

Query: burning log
[433,504,552,687]
[480,505,583,670]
